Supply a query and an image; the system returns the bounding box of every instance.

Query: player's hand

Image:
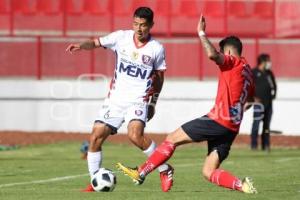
[66,44,81,54]
[147,103,156,122]
[197,14,206,33]
[243,102,252,111]
[254,97,262,103]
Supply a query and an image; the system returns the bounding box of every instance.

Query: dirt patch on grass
[0,131,299,148]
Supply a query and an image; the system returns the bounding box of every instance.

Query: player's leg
[83,100,124,192]
[125,104,168,167]
[117,115,222,186]
[125,103,171,168]
[203,149,243,191]
[127,119,175,192]
[251,104,263,150]
[82,122,113,192]
[135,116,226,176]
[127,120,169,169]
[138,127,193,176]
[204,133,257,193]
[117,127,192,183]
[87,122,113,177]
[116,115,215,183]
[127,119,151,150]
[261,104,272,151]
[88,101,123,177]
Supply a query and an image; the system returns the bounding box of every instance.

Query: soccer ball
[91,168,116,192]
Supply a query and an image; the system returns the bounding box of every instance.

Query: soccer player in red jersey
[117,15,257,194]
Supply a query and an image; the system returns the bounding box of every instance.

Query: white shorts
[95,99,148,134]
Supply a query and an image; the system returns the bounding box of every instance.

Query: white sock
[87,151,102,177]
[143,141,169,172]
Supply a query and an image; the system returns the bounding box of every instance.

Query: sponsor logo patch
[142,55,151,65]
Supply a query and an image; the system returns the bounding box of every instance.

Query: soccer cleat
[116,162,145,185]
[81,184,95,192]
[241,177,257,194]
[159,164,174,192]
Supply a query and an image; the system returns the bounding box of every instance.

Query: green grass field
[0,142,299,200]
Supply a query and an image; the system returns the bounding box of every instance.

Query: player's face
[133,17,153,42]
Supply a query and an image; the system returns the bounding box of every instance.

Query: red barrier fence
[1,0,300,79]
[0,0,300,38]
[1,36,300,79]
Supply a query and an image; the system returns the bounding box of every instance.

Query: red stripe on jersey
[143,74,155,102]
[107,77,116,98]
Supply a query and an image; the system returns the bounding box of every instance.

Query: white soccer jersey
[99,30,167,103]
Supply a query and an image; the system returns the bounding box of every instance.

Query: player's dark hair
[133,7,154,24]
[219,36,243,55]
[257,53,270,65]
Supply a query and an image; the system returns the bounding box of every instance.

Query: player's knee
[165,130,182,146]
[89,125,106,147]
[89,134,99,145]
[128,131,142,143]
[165,134,175,143]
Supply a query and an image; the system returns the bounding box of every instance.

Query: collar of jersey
[133,34,151,49]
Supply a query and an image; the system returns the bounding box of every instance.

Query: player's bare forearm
[79,39,99,50]
[199,36,221,63]
[66,39,100,53]
[197,14,224,65]
[151,70,164,104]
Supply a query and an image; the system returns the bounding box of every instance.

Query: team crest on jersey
[142,55,151,65]
[131,51,139,60]
[135,110,143,116]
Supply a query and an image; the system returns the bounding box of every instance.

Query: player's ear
[149,21,154,29]
[219,46,224,53]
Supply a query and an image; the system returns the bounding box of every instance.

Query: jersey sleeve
[99,30,124,51]
[154,45,167,71]
[218,55,235,71]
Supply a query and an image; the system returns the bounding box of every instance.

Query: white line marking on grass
[275,157,300,163]
[0,173,88,188]
[174,163,199,168]
[174,161,233,168]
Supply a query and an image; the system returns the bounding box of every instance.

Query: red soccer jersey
[207,55,254,132]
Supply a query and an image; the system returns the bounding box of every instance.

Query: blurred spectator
[80,140,89,160]
[251,53,277,151]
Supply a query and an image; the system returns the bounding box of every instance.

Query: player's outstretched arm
[66,39,101,54]
[197,14,224,65]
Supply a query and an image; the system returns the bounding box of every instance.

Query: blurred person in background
[66,7,174,192]
[251,53,277,151]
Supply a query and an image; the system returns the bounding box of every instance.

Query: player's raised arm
[65,38,101,54]
[197,15,224,65]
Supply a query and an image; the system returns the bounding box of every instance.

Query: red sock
[139,140,175,177]
[209,169,242,191]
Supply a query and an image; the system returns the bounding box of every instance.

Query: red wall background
[1,0,300,79]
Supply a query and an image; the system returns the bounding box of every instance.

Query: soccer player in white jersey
[66,7,174,192]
